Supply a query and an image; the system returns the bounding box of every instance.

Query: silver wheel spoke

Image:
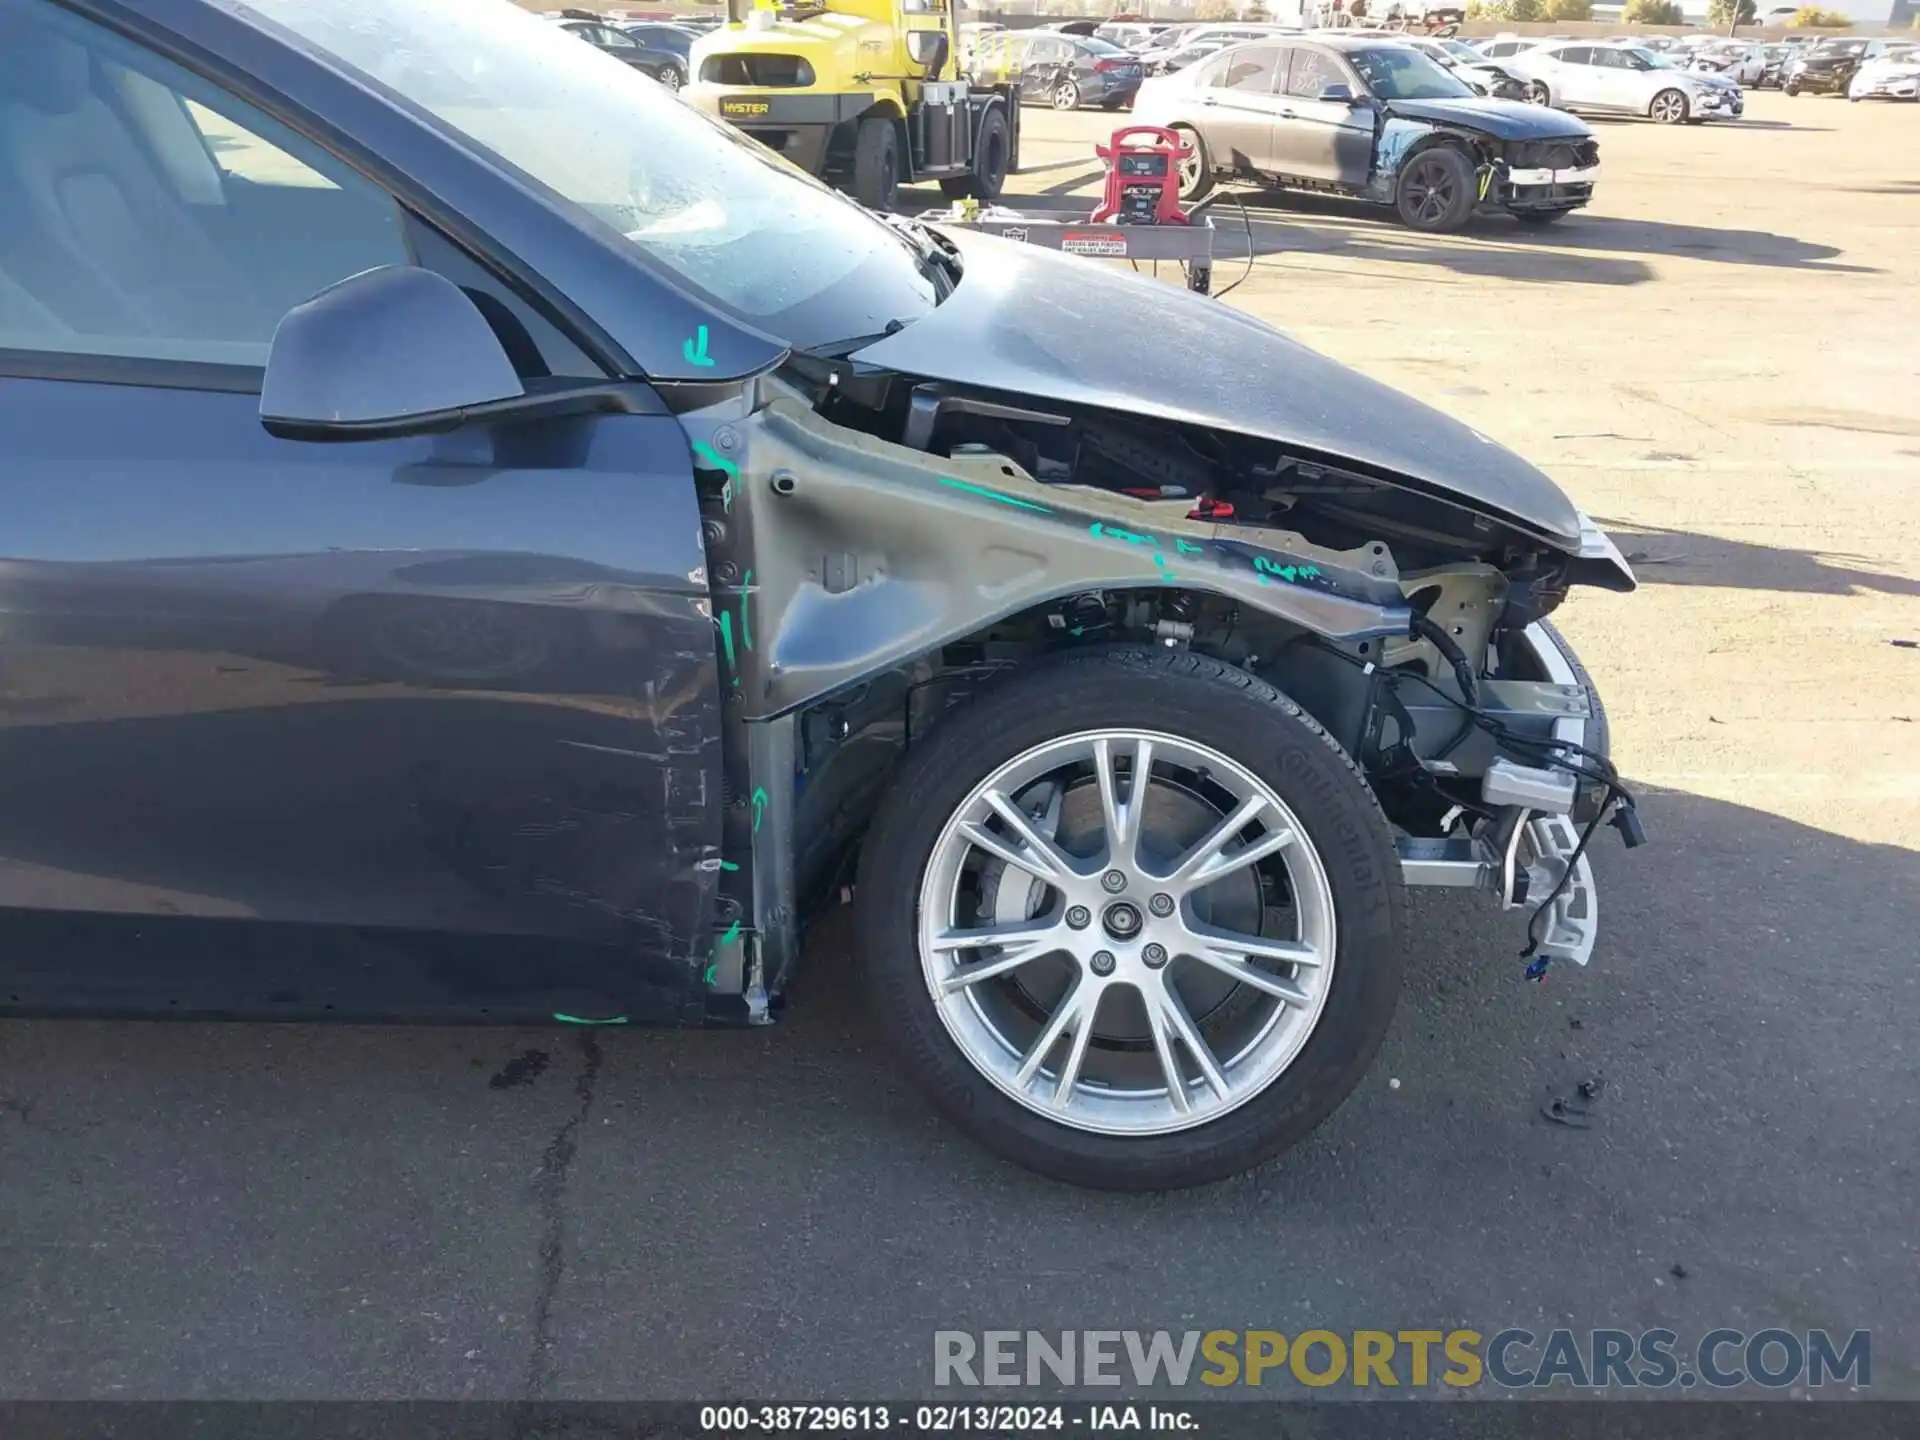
[1050,1001,1099,1110]
[931,920,1064,993]
[1142,983,1193,1115]
[1014,980,1096,1089]
[982,789,1077,882]
[958,819,1059,887]
[1183,935,1315,1007]
[1165,793,1293,891]
[1091,735,1153,869]
[1154,981,1229,1101]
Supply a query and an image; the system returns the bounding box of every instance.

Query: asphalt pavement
[2,93,1916,1401]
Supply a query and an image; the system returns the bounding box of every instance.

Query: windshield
[1440,40,1483,62]
[236,0,937,349]
[1081,37,1132,56]
[1350,47,1475,100]
[1811,40,1867,56]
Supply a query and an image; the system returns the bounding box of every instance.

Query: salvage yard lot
[2,93,1915,1398]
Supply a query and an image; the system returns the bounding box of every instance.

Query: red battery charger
[1090,126,1194,227]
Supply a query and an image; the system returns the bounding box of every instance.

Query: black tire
[1395,145,1475,232]
[1052,77,1081,110]
[1527,81,1552,106]
[939,104,1010,200]
[852,114,900,211]
[1515,207,1573,226]
[1649,87,1689,124]
[1172,124,1213,203]
[854,646,1406,1192]
[655,61,684,92]
[1784,81,1800,96]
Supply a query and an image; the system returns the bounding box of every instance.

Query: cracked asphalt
[2,93,1916,1401]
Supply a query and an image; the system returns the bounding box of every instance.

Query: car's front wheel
[655,61,684,91]
[1395,145,1476,232]
[855,648,1404,1191]
[1649,87,1690,123]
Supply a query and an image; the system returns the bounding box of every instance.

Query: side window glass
[1283,47,1338,99]
[0,0,408,369]
[1560,47,1592,65]
[1222,45,1282,94]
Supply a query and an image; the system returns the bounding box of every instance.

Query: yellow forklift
[684,0,1018,211]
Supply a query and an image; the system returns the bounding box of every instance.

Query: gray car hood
[850,227,1583,547]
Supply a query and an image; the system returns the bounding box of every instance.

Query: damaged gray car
[0,0,1640,1191]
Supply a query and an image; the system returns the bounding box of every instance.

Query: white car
[1689,41,1766,87]
[1504,41,1744,124]
[1476,37,1544,62]
[1403,36,1529,99]
[1848,47,1920,101]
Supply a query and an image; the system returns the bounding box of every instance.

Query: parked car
[553,12,691,90]
[1147,23,1294,74]
[1755,44,1792,90]
[1847,44,1920,101]
[1404,35,1529,100]
[1132,37,1602,230]
[612,20,697,91]
[1689,41,1765,87]
[1783,38,1873,97]
[0,0,1641,1193]
[1504,41,1744,124]
[968,30,1145,109]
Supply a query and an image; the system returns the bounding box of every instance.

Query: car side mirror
[1317,82,1356,103]
[907,30,949,76]
[261,267,649,443]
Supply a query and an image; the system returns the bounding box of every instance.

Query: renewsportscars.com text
[933,1328,1871,1391]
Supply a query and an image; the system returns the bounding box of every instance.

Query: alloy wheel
[915,729,1336,1137]
[1403,155,1459,228]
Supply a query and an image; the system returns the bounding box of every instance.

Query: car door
[0,0,717,1017]
[1269,43,1374,188]
[1194,44,1286,173]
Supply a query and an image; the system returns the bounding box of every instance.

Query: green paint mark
[938,476,1052,513]
[1253,556,1322,585]
[739,569,754,652]
[719,860,740,872]
[716,609,736,670]
[1175,538,1205,556]
[702,963,718,986]
[1152,552,1178,585]
[721,919,742,946]
[682,325,716,368]
[1067,625,1086,638]
[1089,520,1158,547]
[751,786,769,835]
[554,1012,628,1025]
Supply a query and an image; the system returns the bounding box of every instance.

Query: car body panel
[847,227,1586,546]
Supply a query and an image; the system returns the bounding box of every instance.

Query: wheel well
[786,585,1318,913]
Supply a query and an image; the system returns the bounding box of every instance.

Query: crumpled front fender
[708,399,1412,721]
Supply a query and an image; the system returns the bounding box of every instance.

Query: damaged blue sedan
[1134,34,1601,229]
[0,0,1639,1191]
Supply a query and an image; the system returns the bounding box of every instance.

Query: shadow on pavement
[1599,519,1920,599]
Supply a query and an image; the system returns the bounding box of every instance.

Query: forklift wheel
[939,106,1011,202]
[854,116,901,211]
